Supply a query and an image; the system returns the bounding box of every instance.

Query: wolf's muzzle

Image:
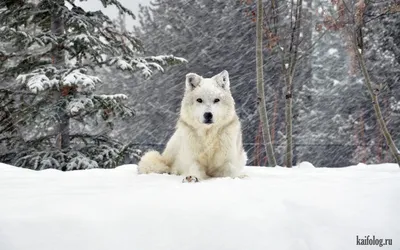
[203,112,213,124]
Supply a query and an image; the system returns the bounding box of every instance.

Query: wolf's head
[180,70,236,128]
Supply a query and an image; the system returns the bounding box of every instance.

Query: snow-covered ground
[0,163,399,250]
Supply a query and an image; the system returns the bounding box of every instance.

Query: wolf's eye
[214,98,220,103]
[196,98,203,103]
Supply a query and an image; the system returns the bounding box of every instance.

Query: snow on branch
[67,97,94,115]
[108,55,187,78]
[0,27,57,48]
[96,94,128,100]
[135,61,153,78]
[16,67,102,94]
[71,34,91,44]
[64,7,143,61]
[114,58,133,71]
[94,144,120,168]
[93,94,133,119]
[66,154,99,170]
[143,55,188,65]
[16,68,58,93]
[98,0,136,20]
[62,69,101,91]
[26,75,54,94]
[15,151,63,170]
[15,149,99,170]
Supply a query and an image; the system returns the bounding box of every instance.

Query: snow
[332,79,340,85]
[108,55,187,77]
[67,97,94,115]
[0,163,399,250]
[67,155,98,170]
[97,94,128,100]
[135,61,153,77]
[297,161,315,168]
[72,34,90,43]
[390,97,400,111]
[147,62,165,72]
[62,70,101,91]
[149,55,187,64]
[116,58,134,71]
[17,74,53,94]
[327,48,338,56]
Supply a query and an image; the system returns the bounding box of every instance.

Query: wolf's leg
[222,161,247,179]
[232,173,249,179]
[230,150,248,178]
[182,163,207,183]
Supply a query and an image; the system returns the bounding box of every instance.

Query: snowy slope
[0,163,399,250]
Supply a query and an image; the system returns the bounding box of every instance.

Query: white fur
[138,70,247,182]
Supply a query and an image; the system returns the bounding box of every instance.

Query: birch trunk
[285,78,293,167]
[256,0,277,167]
[355,46,400,167]
[285,0,302,168]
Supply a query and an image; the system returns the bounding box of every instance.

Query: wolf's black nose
[204,112,213,122]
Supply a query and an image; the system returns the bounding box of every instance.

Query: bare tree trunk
[285,78,293,167]
[284,0,302,168]
[52,0,69,149]
[292,0,313,165]
[256,0,277,167]
[354,45,400,166]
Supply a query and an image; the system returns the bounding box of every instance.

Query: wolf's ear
[185,73,202,90]
[213,70,230,90]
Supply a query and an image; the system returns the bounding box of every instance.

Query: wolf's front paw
[182,176,199,183]
[233,174,248,179]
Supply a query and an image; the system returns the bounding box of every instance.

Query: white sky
[77,0,151,29]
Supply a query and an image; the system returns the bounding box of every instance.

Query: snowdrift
[0,163,399,250]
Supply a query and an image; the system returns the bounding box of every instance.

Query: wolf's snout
[203,112,213,124]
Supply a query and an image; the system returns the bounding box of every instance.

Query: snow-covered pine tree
[0,0,185,170]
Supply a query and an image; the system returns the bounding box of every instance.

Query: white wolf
[137,70,247,182]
